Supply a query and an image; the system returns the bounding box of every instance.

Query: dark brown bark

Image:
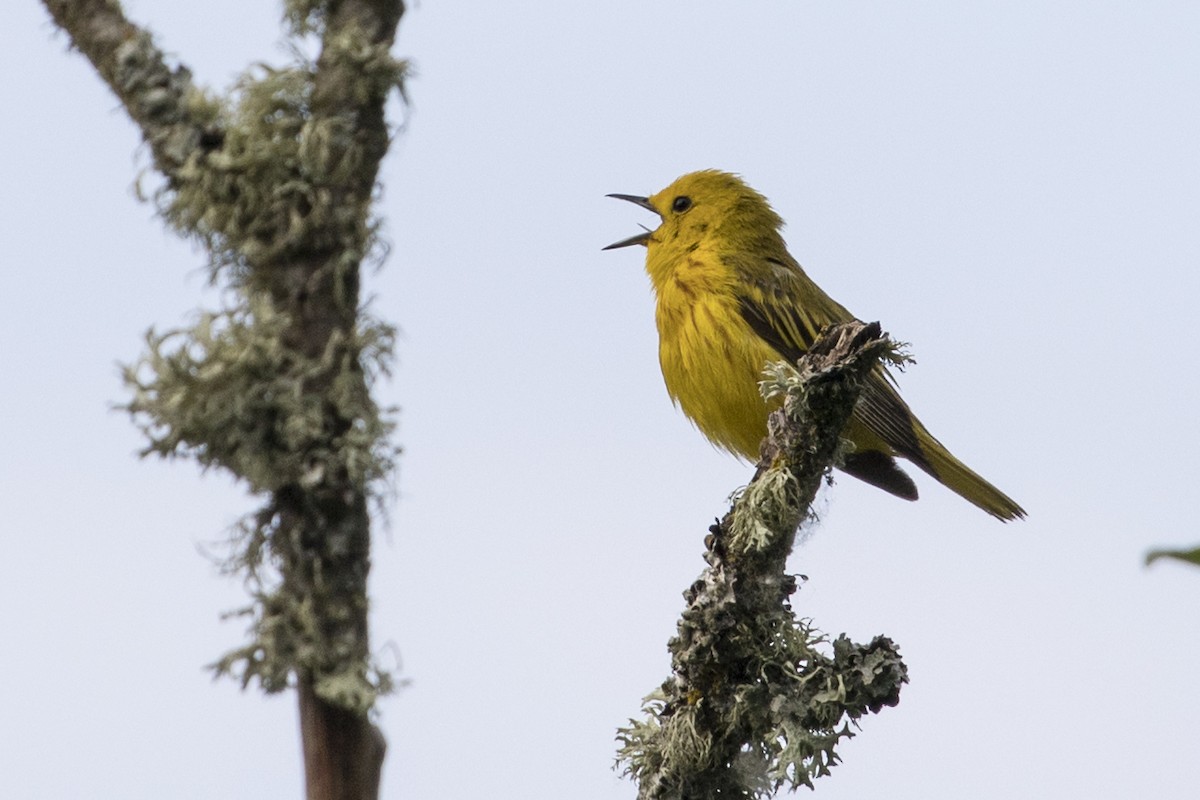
[300,680,387,800]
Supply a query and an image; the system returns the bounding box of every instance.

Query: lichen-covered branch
[42,2,406,798]
[618,321,909,799]
[41,0,222,183]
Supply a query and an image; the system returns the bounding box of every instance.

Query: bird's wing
[731,253,932,473]
[856,372,932,472]
[733,255,852,363]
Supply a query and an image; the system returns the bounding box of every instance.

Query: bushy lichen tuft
[209,519,397,713]
[163,66,322,280]
[726,469,803,554]
[157,46,405,288]
[122,294,396,496]
[283,0,326,37]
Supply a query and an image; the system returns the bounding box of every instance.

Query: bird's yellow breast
[650,250,780,460]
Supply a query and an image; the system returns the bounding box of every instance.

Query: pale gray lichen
[284,0,327,36]
[726,468,803,554]
[158,45,405,287]
[617,323,908,799]
[122,294,396,497]
[115,28,405,710]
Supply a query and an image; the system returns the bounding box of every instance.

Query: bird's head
[604,170,784,258]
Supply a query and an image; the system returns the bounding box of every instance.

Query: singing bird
[605,170,1025,521]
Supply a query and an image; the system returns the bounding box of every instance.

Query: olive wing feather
[731,254,935,476]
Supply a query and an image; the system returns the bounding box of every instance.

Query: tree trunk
[299,680,387,800]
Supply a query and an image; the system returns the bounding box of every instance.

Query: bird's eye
[671,196,693,213]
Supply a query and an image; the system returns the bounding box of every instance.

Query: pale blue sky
[3,2,1199,798]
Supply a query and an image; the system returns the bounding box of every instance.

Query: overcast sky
[4,2,1199,798]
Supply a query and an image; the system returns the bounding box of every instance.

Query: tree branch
[41,0,222,181]
[42,2,406,798]
[618,321,909,798]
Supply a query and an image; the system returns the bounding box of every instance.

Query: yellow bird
[605,169,1025,521]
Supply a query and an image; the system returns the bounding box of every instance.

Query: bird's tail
[912,422,1026,521]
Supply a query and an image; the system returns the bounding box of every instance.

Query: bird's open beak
[603,193,659,250]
